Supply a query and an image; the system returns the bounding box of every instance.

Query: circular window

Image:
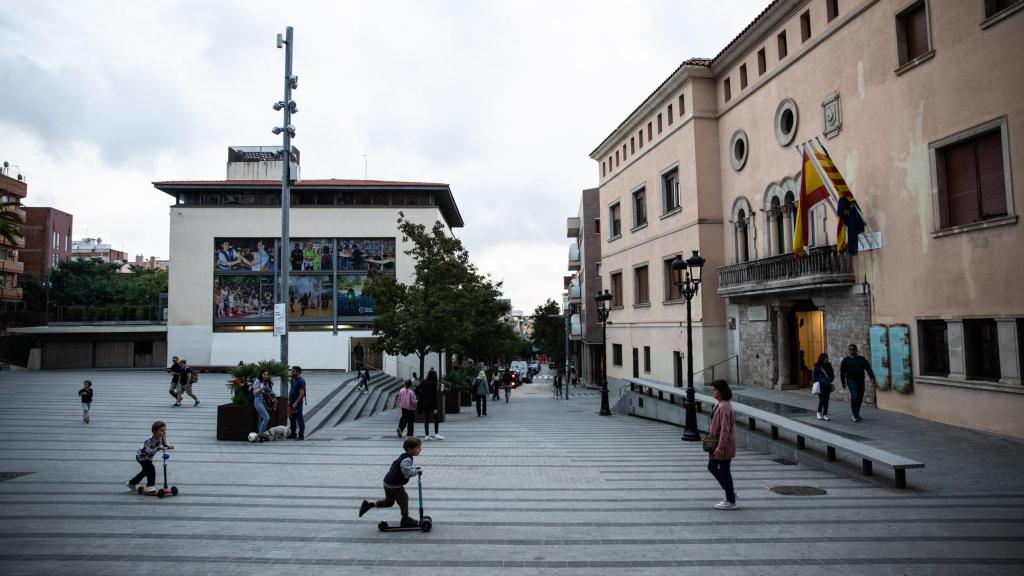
[729,130,748,171]
[774,99,799,146]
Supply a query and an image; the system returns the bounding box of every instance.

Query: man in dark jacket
[419,368,443,440]
[840,344,876,422]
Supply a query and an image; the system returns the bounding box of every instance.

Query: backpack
[190,370,199,383]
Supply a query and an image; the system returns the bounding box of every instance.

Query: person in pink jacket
[396,380,418,438]
[707,380,738,510]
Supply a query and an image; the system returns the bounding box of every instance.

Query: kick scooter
[137,449,179,498]
[378,470,432,532]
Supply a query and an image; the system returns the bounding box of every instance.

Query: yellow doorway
[795,310,825,388]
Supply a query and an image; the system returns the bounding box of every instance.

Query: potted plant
[217,360,290,441]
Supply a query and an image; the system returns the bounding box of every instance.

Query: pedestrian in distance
[358,436,423,527]
[419,368,443,440]
[166,356,181,400]
[707,380,738,510]
[472,370,488,416]
[78,380,93,424]
[175,358,200,408]
[358,367,371,394]
[840,343,877,423]
[251,370,273,440]
[127,420,173,495]
[570,368,578,388]
[288,366,306,441]
[503,370,512,403]
[553,369,563,398]
[396,380,417,438]
[812,352,835,421]
[491,371,502,401]
[353,342,365,373]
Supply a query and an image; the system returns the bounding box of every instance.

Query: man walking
[353,342,365,373]
[175,358,200,407]
[166,356,181,401]
[840,344,876,422]
[289,366,306,440]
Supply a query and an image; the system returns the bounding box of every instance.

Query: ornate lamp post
[594,289,613,416]
[671,250,706,441]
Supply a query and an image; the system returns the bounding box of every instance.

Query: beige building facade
[590,0,1024,437]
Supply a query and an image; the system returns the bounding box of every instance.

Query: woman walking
[707,380,738,510]
[251,370,273,440]
[813,352,835,421]
[396,380,417,438]
[472,370,489,416]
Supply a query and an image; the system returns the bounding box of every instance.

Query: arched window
[736,209,749,263]
[771,197,784,255]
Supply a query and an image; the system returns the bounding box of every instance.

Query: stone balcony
[717,245,855,297]
[0,259,24,274]
[570,313,582,340]
[568,242,581,271]
[566,217,580,238]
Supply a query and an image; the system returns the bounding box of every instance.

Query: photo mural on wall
[288,275,334,319]
[214,238,276,272]
[336,273,376,317]
[214,276,274,319]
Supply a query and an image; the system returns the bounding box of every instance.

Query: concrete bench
[626,378,924,489]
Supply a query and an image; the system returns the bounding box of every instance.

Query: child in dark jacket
[127,421,174,494]
[358,436,422,527]
[78,380,93,423]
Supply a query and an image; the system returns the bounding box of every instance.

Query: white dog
[263,425,292,441]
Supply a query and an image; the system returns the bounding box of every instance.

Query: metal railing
[49,305,165,324]
[717,245,854,295]
[693,354,740,386]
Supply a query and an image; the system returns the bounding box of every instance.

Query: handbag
[702,434,719,453]
[811,381,821,395]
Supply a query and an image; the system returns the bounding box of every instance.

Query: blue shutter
[869,324,890,391]
[888,325,913,394]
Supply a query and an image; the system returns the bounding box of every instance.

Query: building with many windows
[566,188,603,387]
[0,170,27,316]
[589,0,1023,436]
[152,146,463,374]
[21,207,73,279]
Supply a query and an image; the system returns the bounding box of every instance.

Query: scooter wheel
[157,489,166,498]
[170,486,179,496]
[377,521,388,531]
[420,518,432,532]
[137,486,145,495]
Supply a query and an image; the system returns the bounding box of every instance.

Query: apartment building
[566,188,603,386]
[21,207,73,279]
[0,171,27,314]
[589,0,1023,436]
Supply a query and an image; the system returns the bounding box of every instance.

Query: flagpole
[811,136,877,247]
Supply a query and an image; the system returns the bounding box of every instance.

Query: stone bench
[626,378,924,489]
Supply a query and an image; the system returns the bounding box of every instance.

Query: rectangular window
[801,10,811,42]
[632,187,647,228]
[739,64,748,89]
[964,319,1001,381]
[648,122,653,141]
[662,167,680,213]
[609,156,613,171]
[611,272,623,307]
[918,320,949,376]
[602,162,606,177]
[630,137,635,154]
[935,128,1007,228]
[623,144,627,160]
[615,150,620,167]
[612,344,623,367]
[634,265,649,305]
[667,104,674,125]
[986,0,1023,18]
[594,218,600,234]
[609,203,621,237]
[757,48,767,75]
[778,30,788,59]
[643,346,651,373]
[639,130,644,148]
[827,0,839,22]
[657,114,663,134]
[632,348,639,378]
[596,262,602,277]
[663,258,682,301]
[724,78,732,102]
[896,0,930,66]
[678,94,685,115]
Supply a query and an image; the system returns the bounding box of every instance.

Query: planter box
[459,391,473,407]
[444,393,461,414]
[216,397,288,441]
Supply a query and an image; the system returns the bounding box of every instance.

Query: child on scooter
[127,420,174,494]
[358,436,422,527]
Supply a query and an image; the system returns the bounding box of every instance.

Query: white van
[510,360,529,376]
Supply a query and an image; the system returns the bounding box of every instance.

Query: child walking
[358,436,422,527]
[127,420,174,494]
[78,380,93,423]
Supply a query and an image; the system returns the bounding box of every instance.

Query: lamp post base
[599,385,612,416]
[681,397,700,441]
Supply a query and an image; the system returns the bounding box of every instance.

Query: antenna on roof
[362,154,368,180]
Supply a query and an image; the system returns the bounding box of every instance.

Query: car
[510,360,529,375]
[528,360,540,373]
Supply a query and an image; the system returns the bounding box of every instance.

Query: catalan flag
[793,149,829,257]
[812,146,865,255]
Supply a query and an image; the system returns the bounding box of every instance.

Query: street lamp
[671,250,706,441]
[594,289,613,416]
[274,26,297,369]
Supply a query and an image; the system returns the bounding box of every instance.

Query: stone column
[782,207,794,254]
[775,304,791,389]
[733,224,743,264]
[766,211,777,256]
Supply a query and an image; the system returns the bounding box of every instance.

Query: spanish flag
[793,150,829,257]
[813,146,864,255]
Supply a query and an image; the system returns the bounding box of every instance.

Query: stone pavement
[0,369,1022,575]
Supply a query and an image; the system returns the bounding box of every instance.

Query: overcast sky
[1,0,766,313]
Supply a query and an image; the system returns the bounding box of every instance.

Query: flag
[793,149,829,257]
[812,146,865,255]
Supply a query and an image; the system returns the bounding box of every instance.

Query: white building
[153,146,464,375]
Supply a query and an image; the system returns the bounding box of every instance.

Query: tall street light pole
[594,289,613,416]
[672,250,706,441]
[274,27,298,369]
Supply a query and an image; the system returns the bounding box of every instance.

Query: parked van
[510,360,529,377]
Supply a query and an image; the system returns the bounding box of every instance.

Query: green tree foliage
[0,202,23,247]
[47,258,168,309]
[531,299,566,367]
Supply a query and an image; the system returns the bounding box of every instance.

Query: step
[307,374,361,436]
[334,373,389,426]
[369,377,404,417]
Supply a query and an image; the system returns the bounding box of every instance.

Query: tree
[0,202,23,247]
[531,299,566,368]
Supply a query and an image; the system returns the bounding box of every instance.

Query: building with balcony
[72,237,127,265]
[21,207,73,279]
[590,0,1023,437]
[0,170,27,316]
[566,188,603,386]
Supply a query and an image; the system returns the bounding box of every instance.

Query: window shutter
[977,131,1007,218]
[944,141,980,226]
[906,6,929,61]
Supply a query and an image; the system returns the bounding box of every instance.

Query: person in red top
[707,380,738,510]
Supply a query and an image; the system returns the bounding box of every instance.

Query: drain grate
[773,457,798,465]
[342,437,371,441]
[0,472,33,482]
[771,485,827,496]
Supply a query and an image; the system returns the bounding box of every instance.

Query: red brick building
[21,207,73,279]
[0,172,27,313]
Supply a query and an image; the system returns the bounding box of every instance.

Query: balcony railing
[49,305,166,324]
[568,280,581,302]
[566,217,580,238]
[0,259,24,274]
[0,287,22,301]
[568,242,581,271]
[717,245,855,297]
[570,313,582,340]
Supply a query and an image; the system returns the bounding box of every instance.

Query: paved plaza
[0,369,1022,575]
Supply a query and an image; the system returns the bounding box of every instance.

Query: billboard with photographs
[336,274,377,317]
[338,238,396,272]
[214,238,276,272]
[285,238,334,272]
[288,275,334,319]
[214,276,274,319]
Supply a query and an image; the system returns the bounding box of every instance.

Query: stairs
[306,371,403,436]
